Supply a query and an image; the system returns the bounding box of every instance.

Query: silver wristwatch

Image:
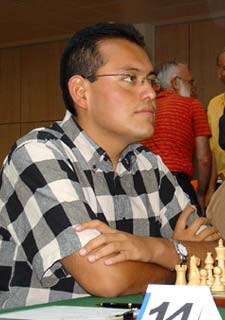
[172,240,188,266]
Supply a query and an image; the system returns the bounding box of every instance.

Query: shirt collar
[59,111,140,173]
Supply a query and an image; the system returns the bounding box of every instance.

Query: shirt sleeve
[192,99,211,137]
[2,141,100,287]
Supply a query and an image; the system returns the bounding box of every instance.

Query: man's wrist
[172,240,188,266]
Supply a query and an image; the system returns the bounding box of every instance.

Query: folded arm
[61,247,175,297]
[72,206,220,266]
[61,206,220,297]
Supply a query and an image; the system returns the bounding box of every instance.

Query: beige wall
[0,17,225,165]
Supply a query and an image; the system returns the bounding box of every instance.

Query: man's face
[85,38,156,147]
[177,64,196,98]
[178,81,191,97]
[217,52,225,85]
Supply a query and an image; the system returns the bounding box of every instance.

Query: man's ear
[171,76,180,93]
[68,75,88,110]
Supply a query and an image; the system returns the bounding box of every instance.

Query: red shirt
[141,90,211,177]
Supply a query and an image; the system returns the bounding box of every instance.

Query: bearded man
[141,61,211,216]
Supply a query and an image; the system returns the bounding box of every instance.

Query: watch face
[178,243,188,256]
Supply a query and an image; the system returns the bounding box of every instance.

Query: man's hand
[172,205,220,241]
[74,206,220,268]
[75,221,153,265]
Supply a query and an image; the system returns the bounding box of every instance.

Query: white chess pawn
[175,264,187,285]
[211,266,225,292]
[215,238,225,284]
[205,252,214,288]
[200,268,208,286]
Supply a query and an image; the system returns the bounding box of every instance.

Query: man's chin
[137,131,154,143]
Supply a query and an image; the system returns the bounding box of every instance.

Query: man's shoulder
[18,123,63,147]
[208,92,225,108]
[4,122,65,166]
[188,97,206,111]
[173,95,205,113]
[157,91,198,105]
[177,95,202,106]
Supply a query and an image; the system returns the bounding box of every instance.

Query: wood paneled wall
[0,40,66,165]
[0,17,225,166]
[21,42,66,122]
[155,23,189,66]
[0,47,21,124]
[155,17,225,108]
[190,19,225,106]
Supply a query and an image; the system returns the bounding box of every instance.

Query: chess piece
[205,252,214,288]
[188,255,200,285]
[175,264,187,285]
[211,266,225,292]
[200,268,208,286]
[215,238,225,284]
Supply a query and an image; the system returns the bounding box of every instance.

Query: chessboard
[175,238,225,307]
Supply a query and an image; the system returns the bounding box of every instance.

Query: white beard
[179,82,191,97]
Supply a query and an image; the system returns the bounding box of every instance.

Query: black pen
[97,302,142,309]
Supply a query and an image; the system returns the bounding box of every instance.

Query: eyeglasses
[85,73,161,92]
[176,76,195,86]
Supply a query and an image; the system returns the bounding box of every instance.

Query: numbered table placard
[137,284,222,320]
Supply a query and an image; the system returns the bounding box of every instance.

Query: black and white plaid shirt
[0,111,194,308]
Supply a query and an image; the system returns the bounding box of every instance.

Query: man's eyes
[120,74,159,87]
[123,74,137,83]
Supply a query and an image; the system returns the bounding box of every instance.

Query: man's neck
[76,117,127,171]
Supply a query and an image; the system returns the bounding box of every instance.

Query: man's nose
[144,81,156,100]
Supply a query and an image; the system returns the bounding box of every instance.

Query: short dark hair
[216,47,225,66]
[60,23,145,115]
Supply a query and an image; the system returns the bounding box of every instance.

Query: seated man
[0,23,219,308]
